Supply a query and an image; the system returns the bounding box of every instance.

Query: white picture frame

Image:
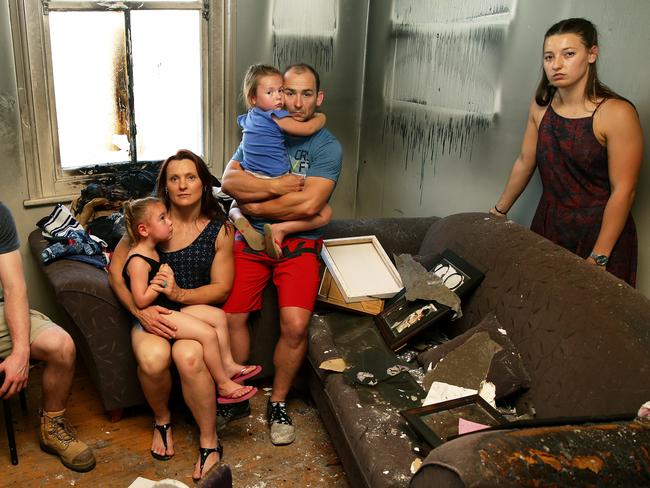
[320,236,403,303]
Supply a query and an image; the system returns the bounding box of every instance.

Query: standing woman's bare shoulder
[594,98,643,145]
[528,97,549,129]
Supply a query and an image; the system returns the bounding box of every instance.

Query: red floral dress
[530,103,637,286]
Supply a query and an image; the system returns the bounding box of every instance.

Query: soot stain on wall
[272,0,337,73]
[273,36,334,73]
[382,0,516,202]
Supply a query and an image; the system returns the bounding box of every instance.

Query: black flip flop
[193,441,224,483]
[151,423,173,461]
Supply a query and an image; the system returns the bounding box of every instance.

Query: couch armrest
[411,419,650,487]
[323,217,439,259]
[28,230,145,412]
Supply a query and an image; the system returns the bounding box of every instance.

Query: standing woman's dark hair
[535,18,621,106]
[156,149,228,225]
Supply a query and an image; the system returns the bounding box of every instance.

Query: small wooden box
[320,235,403,303]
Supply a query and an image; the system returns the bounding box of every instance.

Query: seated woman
[121,196,257,405]
[109,149,258,481]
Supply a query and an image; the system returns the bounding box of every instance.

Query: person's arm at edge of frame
[490,98,542,217]
[161,223,235,306]
[588,99,643,264]
[0,249,30,398]
[107,236,176,338]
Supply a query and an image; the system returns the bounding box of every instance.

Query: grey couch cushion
[418,314,531,400]
[308,313,424,488]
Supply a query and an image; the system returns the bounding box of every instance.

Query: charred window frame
[9,0,228,207]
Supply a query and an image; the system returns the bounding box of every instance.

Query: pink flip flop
[263,224,283,259]
[217,386,258,405]
[231,365,262,384]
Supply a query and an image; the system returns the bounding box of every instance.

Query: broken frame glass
[401,394,506,448]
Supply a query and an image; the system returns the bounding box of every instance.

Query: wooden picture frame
[320,236,403,303]
[400,395,506,448]
[317,267,385,315]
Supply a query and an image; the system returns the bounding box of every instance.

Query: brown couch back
[417,213,650,418]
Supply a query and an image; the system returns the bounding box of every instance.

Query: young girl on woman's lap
[122,197,260,405]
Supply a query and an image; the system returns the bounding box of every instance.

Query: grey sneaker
[266,400,295,446]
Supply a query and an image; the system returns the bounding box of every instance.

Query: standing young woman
[491,18,643,286]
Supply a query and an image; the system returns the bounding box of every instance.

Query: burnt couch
[306,213,650,487]
[30,213,650,486]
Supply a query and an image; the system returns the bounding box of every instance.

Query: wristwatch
[589,252,609,266]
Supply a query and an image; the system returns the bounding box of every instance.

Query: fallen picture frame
[430,249,484,300]
[376,249,484,350]
[320,235,403,303]
[400,395,506,448]
[375,295,452,350]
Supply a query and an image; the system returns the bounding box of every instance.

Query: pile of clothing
[37,204,108,269]
[37,162,228,268]
[71,163,162,249]
[38,163,163,267]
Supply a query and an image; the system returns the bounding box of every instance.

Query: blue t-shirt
[237,107,291,177]
[232,127,343,239]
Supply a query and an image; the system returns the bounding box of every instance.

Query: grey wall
[2,0,649,313]
[358,0,650,296]
[0,2,65,321]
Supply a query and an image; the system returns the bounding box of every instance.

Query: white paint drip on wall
[272,0,337,72]
[393,0,517,24]
[382,0,517,194]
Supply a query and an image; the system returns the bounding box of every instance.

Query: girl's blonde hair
[242,64,282,109]
[123,197,162,244]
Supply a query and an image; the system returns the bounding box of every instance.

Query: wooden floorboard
[0,363,349,487]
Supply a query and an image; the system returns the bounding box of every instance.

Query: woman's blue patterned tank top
[159,219,222,289]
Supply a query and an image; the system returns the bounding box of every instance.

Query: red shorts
[222,235,323,313]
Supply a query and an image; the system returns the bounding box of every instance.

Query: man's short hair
[283,63,321,92]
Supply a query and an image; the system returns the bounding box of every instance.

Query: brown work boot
[39,409,96,472]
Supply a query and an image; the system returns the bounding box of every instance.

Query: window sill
[23,193,78,208]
